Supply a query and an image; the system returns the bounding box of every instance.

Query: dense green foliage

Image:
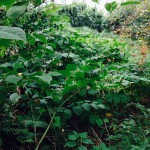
[108,0,150,45]
[0,1,150,150]
[59,4,108,32]
[59,2,150,46]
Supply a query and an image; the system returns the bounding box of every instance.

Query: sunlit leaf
[121,1,140,6]
[6,1,28,21]
[0,26,26,41]
[105,1,117,13]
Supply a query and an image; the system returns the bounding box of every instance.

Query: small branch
[35,90,79,150]
[90,126,102,144]
[104,122,110,147]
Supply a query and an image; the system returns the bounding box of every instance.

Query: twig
[90,126,102,144]
[104,122,110,147]
[35,90,79,150]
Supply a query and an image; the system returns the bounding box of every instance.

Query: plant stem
[35,91,79,150]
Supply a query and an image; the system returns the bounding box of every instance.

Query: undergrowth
[0,3,150,150]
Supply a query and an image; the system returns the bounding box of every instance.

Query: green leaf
[33,33,47,43]
[121,1,140,6]
[90,103,98,110]
[96,118,103,126]
[0,26,26,41]
[59,70,71,77]
[65,141,76,147]
[82,103,91,111]
[35,74,52,85]
[48,71,61,76]
[106,94,113,102]
[6,1,28,21]
[53,116,61,128]
[100,143,110,150]
[66,64,77,71]
[68,134,78,141]
[75,72,84,79]
[79,132,88,138]
[97,104,106,109]
[34,121,48,128]
[92,143,110,150]
[10,93,20,104]
[32,0,43,6]
[64,109,72,119]
[72,106,83,115]
[73,131,79,136]
[92,0,99,3]
[0,39,11,48]
[78,145,87,150]
[82,139,93,144]
[5,75,22,85]
[105,1,117,13]
[0,0,16,7]
[58,40,63,45]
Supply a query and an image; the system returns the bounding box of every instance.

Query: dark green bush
[59,3,108,32]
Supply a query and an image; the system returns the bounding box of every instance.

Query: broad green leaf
[92,143,110,150]
[97,104,106,109]
[73,131,79,136]
[68,135,78,141]
[58,40,63,45]
[53,116,61,128]
[0,0,16,7]
[59,70,71,77]
[79,132,88,138]
[90,103,98,110]
[33,33,47,43]
[35,74,52,85]
[66,64,77,71]
[82,103,91,111]
[5,75,22,85]
[34,121,48,128]
[78,145,87,150]
[6,1,28,21]
[32,0,43,6]
[96,118,103,126]
[82,139,93,144]
[10,93,20,104]
[105,1,117,13]
[121,1,140,6]
[100,143,110,150]
[75,72,84,79]
[106,94,113,102]
[72,106,83,115]
[64,109,72,119]
[65,141,76,147]
[0,26,26,41]
[88,89,98,95]
[25,120,48,128]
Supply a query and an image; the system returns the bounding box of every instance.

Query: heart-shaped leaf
[105,1,117,13]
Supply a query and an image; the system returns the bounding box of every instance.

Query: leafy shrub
[59,3,108,32]
[108,0,150,45]
[109,103,150,150]
[0,3,150,150]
